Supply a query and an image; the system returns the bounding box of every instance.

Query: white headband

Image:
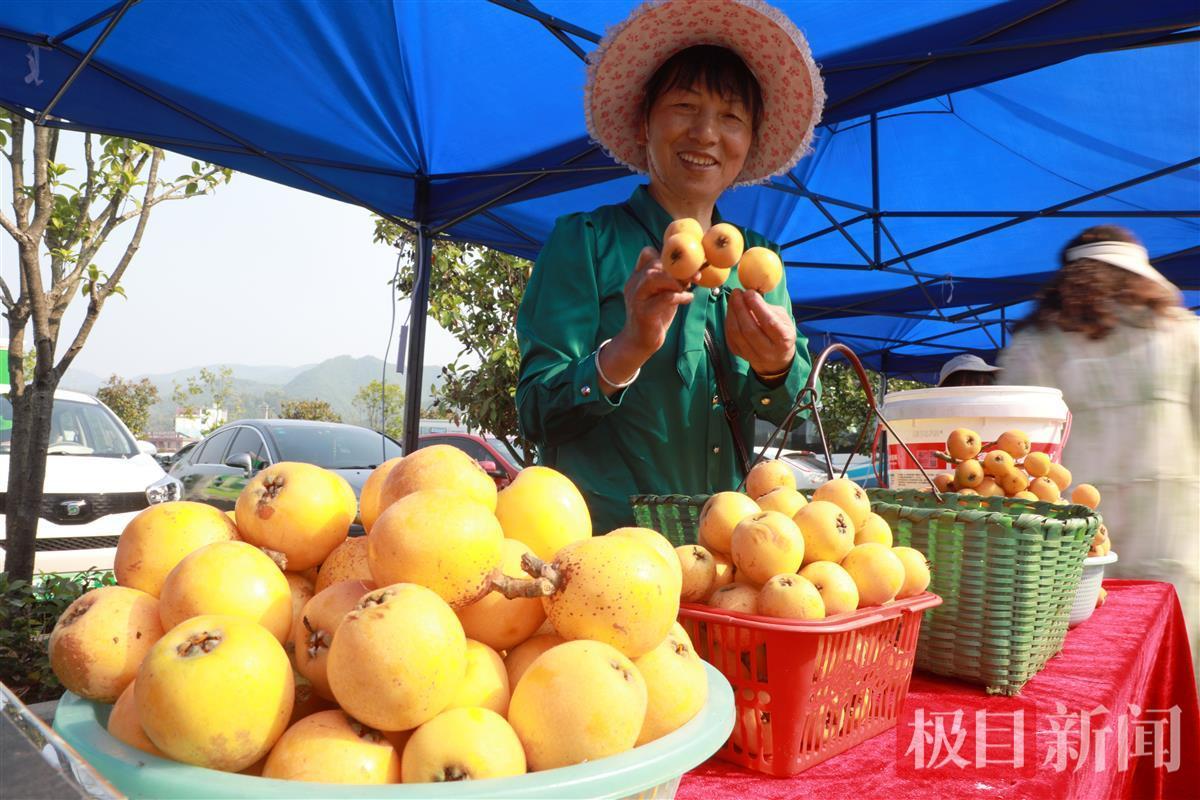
[1064,241,1176,290]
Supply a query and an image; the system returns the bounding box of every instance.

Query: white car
[0,387,181,574]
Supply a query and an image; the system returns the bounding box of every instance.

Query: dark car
[170,420,403,522]
[417,433,522,489]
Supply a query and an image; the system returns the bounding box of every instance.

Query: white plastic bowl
[1069,551,1118,627]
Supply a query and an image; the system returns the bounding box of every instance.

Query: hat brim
[585,0,825,187]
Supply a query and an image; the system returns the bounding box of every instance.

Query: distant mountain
[60,367,106,395]
[124,355,444,432]
[61,362,316,396]
[137,362,318,387]
[283,355,440,421]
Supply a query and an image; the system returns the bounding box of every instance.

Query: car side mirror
[225,452,255,476]
[478,459,504,478]
[137,440,158,456]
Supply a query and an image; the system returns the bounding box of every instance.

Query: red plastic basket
[678,592,941,777]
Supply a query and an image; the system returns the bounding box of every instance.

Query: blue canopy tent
[1,0,1196,450]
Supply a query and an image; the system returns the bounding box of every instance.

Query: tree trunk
[4,379,58,581]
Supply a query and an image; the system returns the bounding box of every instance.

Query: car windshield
[0,394,136,457]
[485,437,515,460]
[268,425,402,469]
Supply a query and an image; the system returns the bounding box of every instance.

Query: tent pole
[403,181,434,455]
[871,113,881,266]
[877,156,1200,268]
[824,19,1198,76]
[431,145,601,235]
[879,210,1200,218]
[49,0,134,45]
[35,0,137,125]
[879,368,889,486]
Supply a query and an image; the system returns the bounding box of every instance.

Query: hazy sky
[1,145,464,379]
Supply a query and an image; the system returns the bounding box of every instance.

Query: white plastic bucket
[1070,551,1118,627]
[880,386,1071,491]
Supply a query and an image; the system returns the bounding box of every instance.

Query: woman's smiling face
[642,82,754,207]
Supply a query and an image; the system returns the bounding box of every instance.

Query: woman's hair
[1013,224,1182,340]
[642,46,763,131]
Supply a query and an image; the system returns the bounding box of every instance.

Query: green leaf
[185,183,197,196]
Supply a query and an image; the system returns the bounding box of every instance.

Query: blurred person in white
[999,224,1199,679]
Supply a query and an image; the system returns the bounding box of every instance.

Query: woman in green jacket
[516,0,825,533]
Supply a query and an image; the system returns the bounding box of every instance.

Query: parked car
[153,440,196,471]
[170,420,402,526]
[0,387,181,574]
[778,450,882,490]
[416,433,522,489]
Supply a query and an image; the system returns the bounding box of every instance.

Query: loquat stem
[260,547,288,571]
[488,566,558,599]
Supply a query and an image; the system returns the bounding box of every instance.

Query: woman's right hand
[597,247,697,392]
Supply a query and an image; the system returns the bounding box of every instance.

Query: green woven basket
[869,488,1098,695]
[630,494,710,547]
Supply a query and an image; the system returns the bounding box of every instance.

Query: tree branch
[0,209,24,243]
[103,148,161,292]
[0,274,15,314]
[112,165,226,224]
[64,132,96,252]
[26,125,55,242]
[82,149,149,246]
[56,149,164,380]
[9,113,28,227]
[60,149,151,298]
[47,127,59,164]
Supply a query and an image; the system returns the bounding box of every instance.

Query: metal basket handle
[750,344,943,500]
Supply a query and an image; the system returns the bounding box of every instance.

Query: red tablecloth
[678,580,1199,800]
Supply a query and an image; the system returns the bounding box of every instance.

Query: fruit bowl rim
[53,662,734,800]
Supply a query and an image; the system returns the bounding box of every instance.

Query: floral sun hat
[585,0,825,187]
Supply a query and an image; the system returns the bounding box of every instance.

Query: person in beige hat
[937,354,1002,387]
[516,0,825,532]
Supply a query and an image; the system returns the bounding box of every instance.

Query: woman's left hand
[725,289,796,377]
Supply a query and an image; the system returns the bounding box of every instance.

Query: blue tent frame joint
[785,173,877,268]
[16,14,420,237]
[34,0,136,125]
[494,0,596,61]
[487,0,600,47]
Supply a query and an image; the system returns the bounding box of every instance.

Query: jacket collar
[625,185,723,244]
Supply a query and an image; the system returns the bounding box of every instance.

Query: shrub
[0,570,115,704]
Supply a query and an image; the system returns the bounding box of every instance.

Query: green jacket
[516,185,814,532]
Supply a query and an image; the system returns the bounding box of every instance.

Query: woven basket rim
[868,488,1101,533]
